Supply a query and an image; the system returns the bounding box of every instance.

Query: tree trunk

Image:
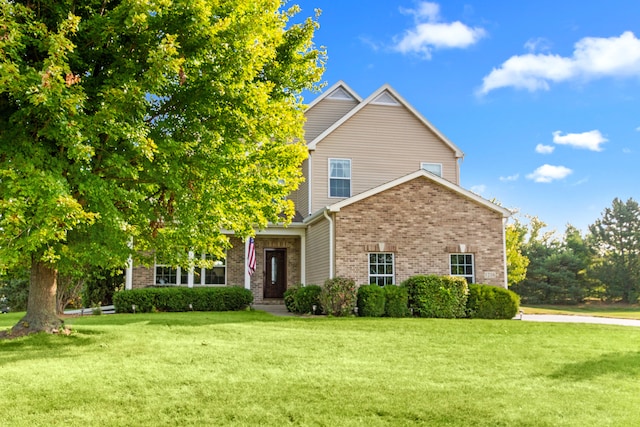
[10,258,64,336]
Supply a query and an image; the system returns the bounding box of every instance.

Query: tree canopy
[0,0,325,335]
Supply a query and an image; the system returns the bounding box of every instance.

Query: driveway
[520,313,640,327]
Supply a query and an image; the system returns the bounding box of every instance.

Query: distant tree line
[508,197,640,305]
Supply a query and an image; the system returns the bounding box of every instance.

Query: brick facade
[334,176,506,287]
[131,235,302,303]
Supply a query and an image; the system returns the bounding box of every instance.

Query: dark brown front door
[264,249,286,299]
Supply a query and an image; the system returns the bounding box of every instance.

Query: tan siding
[288,158,309,217]
[334,177,506,287]
[305,218,331,284]
[309,104,459,213]
[304,99,358,143]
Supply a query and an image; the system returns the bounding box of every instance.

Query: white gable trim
[327,170,511,218]
[305,80,362,111]
[307,83,464,159]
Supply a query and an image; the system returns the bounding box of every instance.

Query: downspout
[323,209,334,279]
[502,217,508,289]
[307,151,313,216]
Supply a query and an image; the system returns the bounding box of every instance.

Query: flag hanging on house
[247,237,256,276]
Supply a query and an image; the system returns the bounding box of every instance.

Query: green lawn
[522,303,640,319]
[2,310,640,426]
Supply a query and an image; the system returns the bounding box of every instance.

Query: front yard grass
[1,310,640,426]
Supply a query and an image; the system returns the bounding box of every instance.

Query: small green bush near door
[467,284,520,319]
[294,285,322,314]
[403,275,468,318]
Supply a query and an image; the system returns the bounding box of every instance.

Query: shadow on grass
[550,351,640,381]
[67,309,292,328]
[0,331,97,366]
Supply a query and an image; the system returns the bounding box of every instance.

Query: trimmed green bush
[283,285,299,313]
[402,275,468,318]
[383,285,409,318]
[294,285,322,314]
[320,277,357,316]
[357,284,386,317]
[113,286,253,313]
[467,284,520,319]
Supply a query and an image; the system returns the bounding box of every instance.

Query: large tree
[0,0,324,336]
[589,198,640,303]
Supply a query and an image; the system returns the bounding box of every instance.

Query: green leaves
[1,0,324,273]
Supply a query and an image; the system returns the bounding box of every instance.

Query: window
[450,254,474,283]
[369,253,394,286]
[195,253,226,286]
[421,162,442,177]
[155,265,188,285]
[329,158,351,198]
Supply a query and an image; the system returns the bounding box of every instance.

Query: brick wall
[334,176,506,287]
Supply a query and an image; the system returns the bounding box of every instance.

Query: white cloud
[526,164,573,183]
[395,2,486,59]
[499,174,519,182]
[479,31,640,95]
[552,130,607,151]
[524,37,551,53]
[636,126,640,132]
[470,184,487,195]
[535,144,555,154]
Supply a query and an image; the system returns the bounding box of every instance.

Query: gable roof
[305,80,362,111]
[326,169,511,218]
[306,83,464,159]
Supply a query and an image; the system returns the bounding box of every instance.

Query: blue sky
[293,0,640,235]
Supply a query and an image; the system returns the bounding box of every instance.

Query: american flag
[247,237,256,276]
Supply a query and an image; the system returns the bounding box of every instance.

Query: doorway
[264,249,287,299]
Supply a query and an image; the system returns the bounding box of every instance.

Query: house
[127,81,511,303]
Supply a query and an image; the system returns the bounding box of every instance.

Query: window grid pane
[450,253,474,283]
[368,252,394,286]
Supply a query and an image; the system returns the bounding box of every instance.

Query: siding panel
[304,99,358,143]
[305,218,331,284]
[310,104,460,213]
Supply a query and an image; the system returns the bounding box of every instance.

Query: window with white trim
[155,264,188,286]
[369,253,394,286]
[450,254,474,283]
[194,253,226,286]
[329,158,351,198]
[421,162,442,177]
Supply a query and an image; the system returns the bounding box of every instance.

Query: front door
[264,249,287,299]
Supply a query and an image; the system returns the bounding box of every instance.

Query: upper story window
[329,158,351,198]
[421,162,442,177]
[450,253,474,283]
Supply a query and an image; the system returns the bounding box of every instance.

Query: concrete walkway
[252,304,297,317]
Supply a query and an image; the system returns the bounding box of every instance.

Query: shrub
[383,285,409,318]
[467,284,520,319]
[294,285,322,314]
[0,276,29,312]
[113,286,253,313]
[320,277,357,316]
[402,275,468,318]
[356,284,385,317]
[82,270,124,307]
[283,285,300,313]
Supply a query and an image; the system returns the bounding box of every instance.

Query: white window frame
[450,253,475,283]
[328,158,351,198]
[195,253,227,286]
[368,253,395,286]
[154,264,187,286]
[421,162,443,177]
